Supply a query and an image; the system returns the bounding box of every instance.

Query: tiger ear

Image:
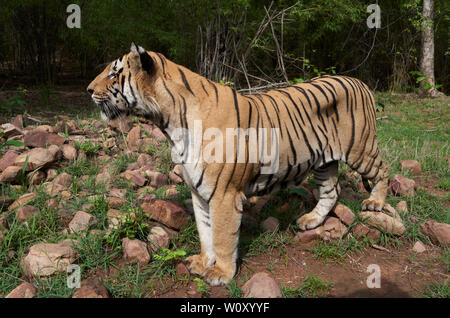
[129,42,155,75]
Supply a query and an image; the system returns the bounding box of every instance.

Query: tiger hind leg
[359,158,388,211]
[297,161,339,230]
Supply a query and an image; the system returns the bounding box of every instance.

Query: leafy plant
[153,248,186,262]
[193,278,210,295]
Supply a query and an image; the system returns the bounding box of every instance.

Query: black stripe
[178,68,195,96]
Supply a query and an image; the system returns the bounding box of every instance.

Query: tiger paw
[296,211,325,231]
[185,254,210,276]
[203,265,234,286]
[361,199,384,211]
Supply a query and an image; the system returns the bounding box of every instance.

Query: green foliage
[281,274,333,298]
[153,248,186,262]
[193,278,210,295]
[105,208,149,247]
[74,141,101,156]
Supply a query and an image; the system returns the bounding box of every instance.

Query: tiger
[87,43,388,286]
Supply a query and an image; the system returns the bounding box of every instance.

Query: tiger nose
[87,88,94,96]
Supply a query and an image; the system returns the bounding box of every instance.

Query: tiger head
[87,43,162,122]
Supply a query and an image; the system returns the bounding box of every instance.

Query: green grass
[421,281,450,298]
[281,274,333,298]
[309,237,368,264]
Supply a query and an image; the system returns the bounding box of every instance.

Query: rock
[320,216,347,240]
[333,203,355,226]
[421,220,450,246]
[16,205,40,223]
[8,193,36,211]
[150,171,168,187]
[122,238,151,266]
[11,115,24,129]
[46,168,58,181]
[136,153,152,168]
[296,229,322,243]
[46,198,59,210]
[147,226,170,252]
[261,217,279,232]
[389,174,416,196]
[382,204,401,221]
[108,117,133,134]
[241,272,281,298]
[142,199,190,230]
[412,241,426,253]
[5,282,37,298]
[72,277,109,298]
[359,211,405,236]
[1,123,23,139]
[20,240,77,277]
[400,160,421,176]
[176,263,190,278]
[150,127,166,142]
[34,125,54,133]
[396,201,408,214]
[0,151,19,171]
[24,131,66,148]
[164,186,179,199]
[250,195,270,213]
[352,223,381,240]
[44,182,67,197]
[53,172,73,187]
[121,170,146,187]
[126,126,141,147]
[96,171,112,186]
[109,188,127,199]
[61,144,77,160]
[29,170,46,185]
[169,171,184,184]
[68,211,95,234]
[108,197,125,208]
[0,165,22,182]
[14,148,56,171]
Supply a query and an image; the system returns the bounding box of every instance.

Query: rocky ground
[0,90,448,298]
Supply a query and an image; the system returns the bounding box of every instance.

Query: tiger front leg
[185,192,215,276]
[201,192,243,286]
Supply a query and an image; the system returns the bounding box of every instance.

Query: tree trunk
[419,0,441,97]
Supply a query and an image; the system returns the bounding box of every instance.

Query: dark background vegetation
[0,0,448,93]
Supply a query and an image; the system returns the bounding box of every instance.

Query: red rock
[261,217,279,232]
[68,211,95,234]
[5,282,37,298]
[169,171,183,184]
[24,131,66,148]
[389,174,416,196]
[396,201,408,214]
[147,226,170,252]
[176,263,190,277]
[164,186,179,199]
[14,148,56,171]
[352,223,380,240]
[109,188,127,199]
[8,193,36,211]
[360,211,405,236]
[108,197,125,208]
[96,171,112,185]
[296,229,321,243]
[122,238,151,266]
[1,123,22,139]
[11,115,24,129]
[150,171,168,187]
[333,203,355,226]
[400,160,421,176]
[46,168,58,181]
[412,241,426,253]
[0,151,19,171]
[241,272,281,298]
[142,199,189,229]
[0,165,22,182]
[53,172,73,187]
[421,220,450,246]
[72,277,109,298]
[250,195,270,213]
[121,170,147,187]
[108,117,133,133]
[321,216,347,240]
[136,154,152,168]
[126,126,141,147]
[16,205,39,223]
[46,198,59,210]
[61,144,77,160]
[29,170,46,185]
[20,240,77,277]
[150,127,166,142]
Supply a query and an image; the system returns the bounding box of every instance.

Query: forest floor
[0,87,448,298]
